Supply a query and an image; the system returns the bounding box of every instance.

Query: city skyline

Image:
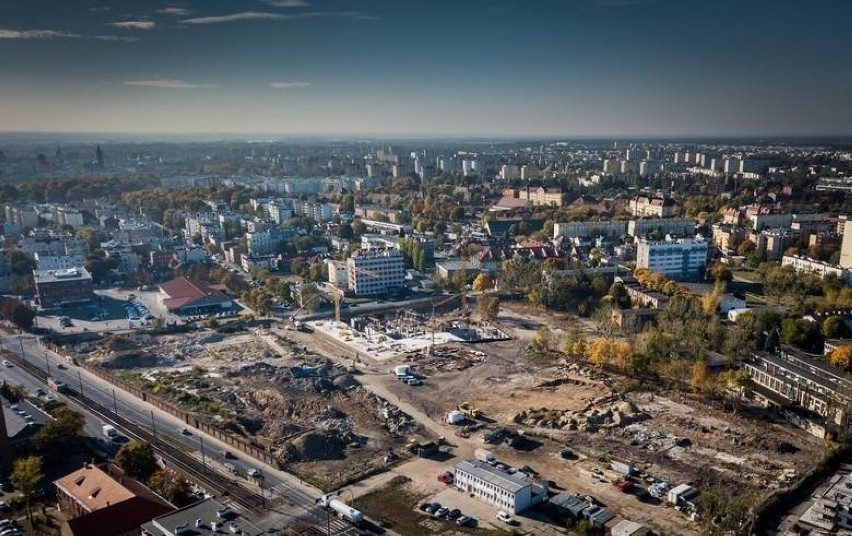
[1,0,851,137]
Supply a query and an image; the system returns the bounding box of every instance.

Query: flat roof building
[33,267,94,309]
[453,459,548,514]
[141,497,261,536]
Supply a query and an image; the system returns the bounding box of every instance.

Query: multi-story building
[524,186,563,207]
[56,207,85,229]
[711,224,747,252]
[34,253,87,271]
[326,259,348,292]
[629,195,680,218]
[635,236,708,281]
[553,220,627,239]
[500,164,520,180]
[840,220,852,269]
[55,463,172,536]
[33,267,95,309]
[453,459,548,514]
[782,255,851,283]
[745,346,852,432]
[627,218,696,239]
[346,247,405,295]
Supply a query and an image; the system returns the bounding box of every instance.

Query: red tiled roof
[160,276,231,311]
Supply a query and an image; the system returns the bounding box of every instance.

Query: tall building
[636,236,709,281]
[346,247,405,295]
[840,220,852,269]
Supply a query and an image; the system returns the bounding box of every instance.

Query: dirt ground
[67,327,430,490]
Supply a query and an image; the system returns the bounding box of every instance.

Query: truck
[474,448,496,464]
[47,377,69,394]
[393,365,412,378]
[318,494,364,525]
[102,425,118,440]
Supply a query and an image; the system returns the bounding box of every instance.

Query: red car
[437,472,454,484]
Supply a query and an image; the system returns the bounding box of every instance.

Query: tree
[337,223,354,240]
[478,295,500,321]
[531,327,552,354]
[472,274,492,292]
[780,318,822,351]
[823,315,846,339]
[828,345,852,370]
[12,456,43,522]
[0,298,36,330]
[165,476,194,507]
[148,470,168,495]
[690,360,711,394]
[116,440,159,482]
[33,405,85,458]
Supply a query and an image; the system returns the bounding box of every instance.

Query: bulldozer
[457,402,483,420]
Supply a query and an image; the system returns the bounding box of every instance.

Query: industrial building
[453,459,548,514]
[142,497,261,536]
[33,267,95,309]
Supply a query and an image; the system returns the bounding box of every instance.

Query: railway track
[4,350,267,512]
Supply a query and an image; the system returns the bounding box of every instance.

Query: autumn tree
[828,345,852,370]
[472,274,492,292]
[12,456,43,522]
[823,315,847,339]
[478,295,500,321]
[690,360,711,394]
[531,326,552,354]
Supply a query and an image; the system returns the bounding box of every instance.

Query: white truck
[102,424,118,440]
[475,448,496,464]
[318,494,365,525]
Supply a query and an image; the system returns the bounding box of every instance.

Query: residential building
[797,469,852,532]
[524,186,563,207]
[627,218,696,239]
[554,220,627,239]
[711,224,747,252]
[745,346,852,433]
[500,164,520,180]
[840,220,852,269]
[54,463,173,536]
[326,259,348,292]
[142,497,260,536]
[635,236,708,281]
[782,255,851,283]
[346,247,405,295]
[159,276,234,316]
[629,195,680,218]
[56,207,85,229]
[453,459,548,514]
[240,254,277,272]
[34,253,87,271]
[33,267,95,309]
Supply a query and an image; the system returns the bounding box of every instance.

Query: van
[224,462,237,473]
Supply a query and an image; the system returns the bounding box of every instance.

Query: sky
[0,0,850,137]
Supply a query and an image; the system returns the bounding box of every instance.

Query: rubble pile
[619,423,692,451]
[514,396,648,432]
[404,346,487,376]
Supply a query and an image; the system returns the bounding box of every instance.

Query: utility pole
[44,353,50,377]
[150,410,157,442]
[199,436,207,472]
[78,371,84,398]
[18,339,24,361]
[112,389,118,416]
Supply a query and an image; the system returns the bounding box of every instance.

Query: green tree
[823,315,846,339]
[780,318,822,351]
[33,405,85,458]
[12,456,43,523]
[116,440,159,482]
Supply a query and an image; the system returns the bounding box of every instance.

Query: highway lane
[0,332,373,534]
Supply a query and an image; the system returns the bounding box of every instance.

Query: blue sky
[0,0,850,136]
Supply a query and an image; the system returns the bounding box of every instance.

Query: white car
[1,360,11,368]
[247,468,261,478]
[496,511,517,525]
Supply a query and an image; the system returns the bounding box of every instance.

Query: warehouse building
[453,459,548,514]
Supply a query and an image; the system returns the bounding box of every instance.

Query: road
[0,330,379,535]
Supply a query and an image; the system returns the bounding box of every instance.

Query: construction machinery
[458,402,483,419]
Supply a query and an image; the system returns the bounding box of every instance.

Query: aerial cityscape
[0,1,851,536]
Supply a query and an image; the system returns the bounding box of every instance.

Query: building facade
[635,237,708,281]
[33,267,95,309]
[453,459,547,514]
[629,195,680,218]
[346,247,405,295]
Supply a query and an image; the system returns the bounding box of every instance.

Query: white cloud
[109,21,156,30]
[0,29,137,41]
[157,7,191,16]
[265,0,311,6]
[181,11,284,24]
[181,10,377,25]
[124,80,220,89]
[269,81,311,89]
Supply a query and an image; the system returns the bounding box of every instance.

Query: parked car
[424,502,441,514]
[247,468,261,478]
[447,509,462,521]
[1,361,11,368]
[57,363,67,370]
[417,501,432,511]
[456,515,476,527]
[434,507,449,519]
[496,511,517,525]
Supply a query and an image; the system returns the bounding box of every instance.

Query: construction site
[64,329,432,490]
[57,294,827,534]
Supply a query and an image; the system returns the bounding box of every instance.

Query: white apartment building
[629,195,680,218]
[500,164,520,180]
[326,259,348,292]
[453,459,547,514]
[636,236,708,281]
[34,253,87,271]
[782,255,852,283]
[840,220,852,269]
[346,247,405,296]
[247,230,276,256]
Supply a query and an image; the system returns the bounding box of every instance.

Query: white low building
[453,459,547,514]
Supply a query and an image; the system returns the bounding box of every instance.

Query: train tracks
[4,350,266,512]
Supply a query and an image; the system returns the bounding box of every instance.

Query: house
[629,195,680,218]
[54,463,173,536]
[453,459,548,514]
[159,276,234,316]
